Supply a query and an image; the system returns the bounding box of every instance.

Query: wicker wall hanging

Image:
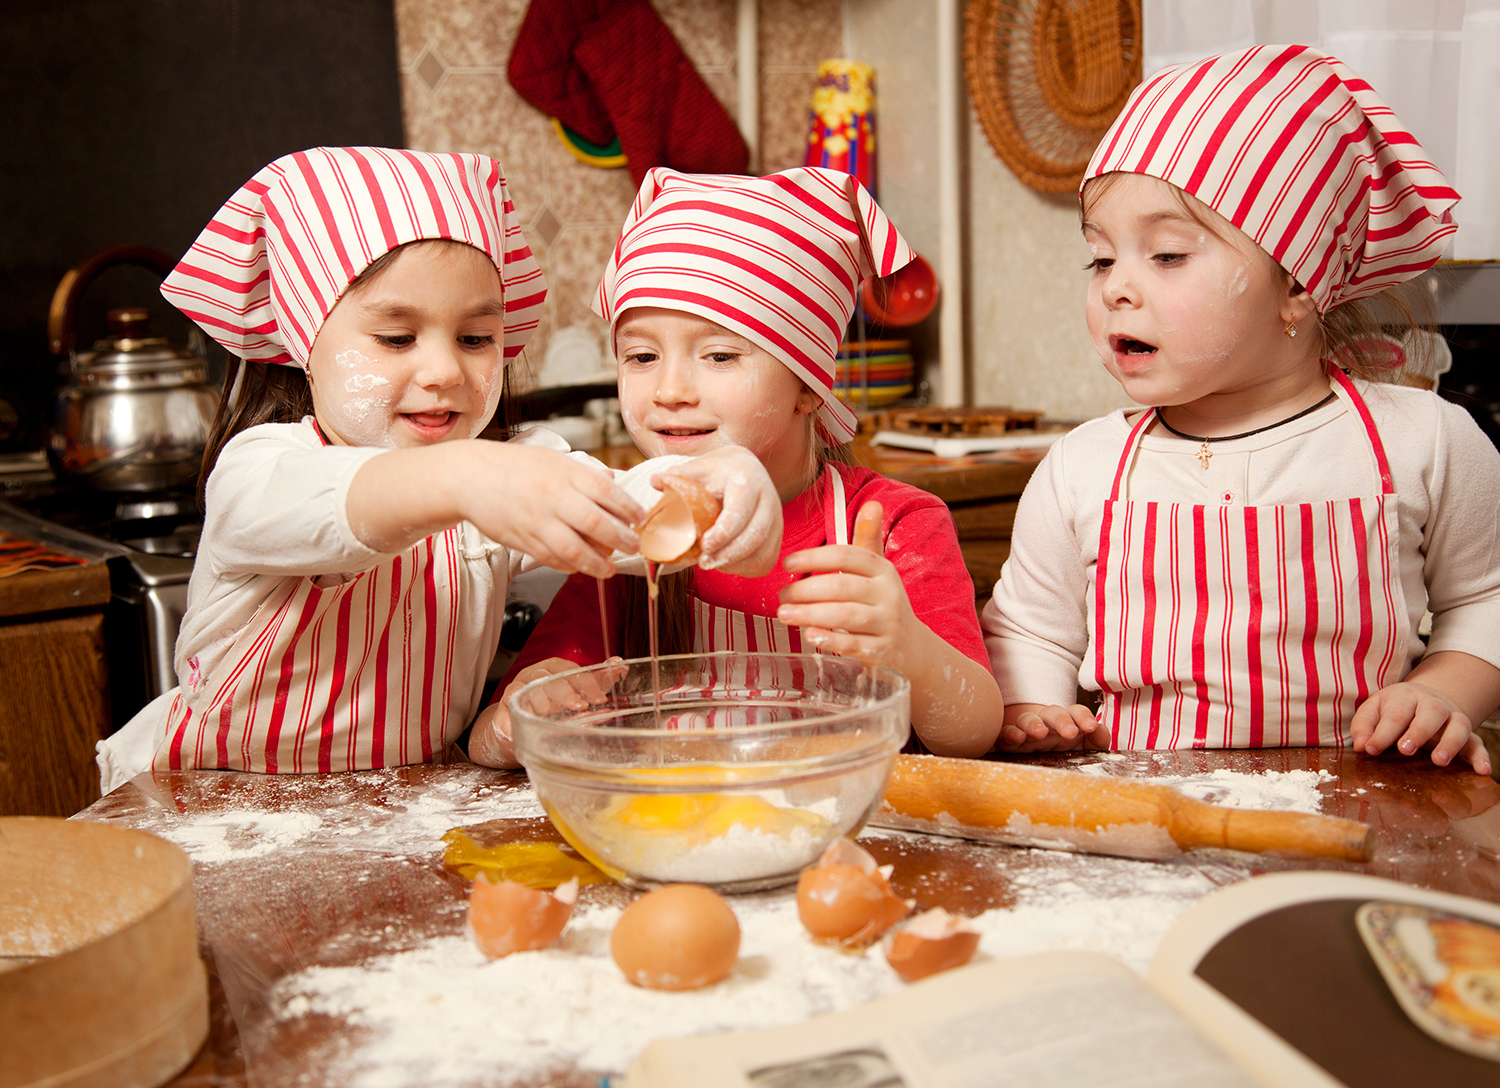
[964,0,1143,193]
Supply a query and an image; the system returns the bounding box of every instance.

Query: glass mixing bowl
[510,652,910,893]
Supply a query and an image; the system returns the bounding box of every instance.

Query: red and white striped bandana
[161,147,546,367]
[1085,45,1459,314]
[594,167,913,443]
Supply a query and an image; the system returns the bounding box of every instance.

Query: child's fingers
[1425,713,1475,767]
[1456,733,1493,776]
[852,502,883,553]
[1393,698,1454,757]
[782,544,884,577]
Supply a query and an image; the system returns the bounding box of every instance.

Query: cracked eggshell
[883,907,980,981]
[468,876,579,959]
[796,838,913,948]
[636,475,722,563]
[611,883,740,991]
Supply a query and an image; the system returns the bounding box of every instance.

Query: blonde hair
[1080,174,1440,384]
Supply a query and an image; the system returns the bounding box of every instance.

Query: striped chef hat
[1085,45,1459,314]
[595,167,913,443]
[161,147,546,367]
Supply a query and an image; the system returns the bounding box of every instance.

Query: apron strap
[1108,409,1159,501]
[827,464,850,546]
[1329,368,1395,496]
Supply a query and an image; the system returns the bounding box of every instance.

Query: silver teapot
[47,245,220,492]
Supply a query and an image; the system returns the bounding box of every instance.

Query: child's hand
[998,703,1110,753]
[777,502,914,668]
[469,656,628,768]
[657,444,782,576]
[1351,681,1492,775]
[463,445,645,579]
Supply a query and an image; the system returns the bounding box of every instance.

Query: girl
[480,168,1005,761]
[984,46,1500,773]
[96,147,780,787]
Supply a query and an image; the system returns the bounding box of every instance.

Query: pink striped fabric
[1091,370,1407,749]
[594,167,914,443]
[160,147,546,367]
[156,528,469,773]
[1085,45,1459,314]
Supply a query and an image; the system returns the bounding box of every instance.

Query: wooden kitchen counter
[76,750,1500,1086]
[0,550,111,817]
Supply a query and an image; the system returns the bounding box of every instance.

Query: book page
[1149,872,1500,1088]
[627,951,1257,1088]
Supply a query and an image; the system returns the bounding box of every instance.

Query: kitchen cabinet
[0,560,111,816]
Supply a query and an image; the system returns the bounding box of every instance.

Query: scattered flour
[118,766,543,865]
[1073,762,1334,814]
[269,849,1214,1085]
[155,810,322,862]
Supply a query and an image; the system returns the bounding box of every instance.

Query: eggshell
[796,839,913,948]
[468,876,578,959]
[884,907,980,982]
[611,884,740,990]
[636,475,722,563]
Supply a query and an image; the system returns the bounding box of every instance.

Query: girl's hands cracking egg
[657,445,783,576]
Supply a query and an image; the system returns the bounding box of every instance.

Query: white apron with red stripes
[691,465,849,654]
[157,529,474,773]
[1093,369,1408,749]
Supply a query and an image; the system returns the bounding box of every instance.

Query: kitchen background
[5,0,1498,446]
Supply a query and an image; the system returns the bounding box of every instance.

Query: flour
[642,822,824,884]
[268,847,1214,1085]
[120,766,543,865]
[1073,759,1333,814]
[156,810,322,862]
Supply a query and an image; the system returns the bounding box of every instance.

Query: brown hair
[1079,174,1441,384]
[195,239,514,509]
[616,414,854,659]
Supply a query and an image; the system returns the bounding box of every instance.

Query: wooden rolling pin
[872,754,1374,863]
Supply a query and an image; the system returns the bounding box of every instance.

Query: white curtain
[1144,0,1500,259]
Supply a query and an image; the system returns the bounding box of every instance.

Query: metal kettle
[47,245,220,492]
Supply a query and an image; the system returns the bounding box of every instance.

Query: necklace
[1156,391,1337,470]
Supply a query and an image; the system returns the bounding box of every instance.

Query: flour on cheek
[324,348,399,447]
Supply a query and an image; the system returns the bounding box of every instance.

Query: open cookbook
[622,872,1500,1088]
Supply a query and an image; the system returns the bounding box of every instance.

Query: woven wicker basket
[965,0,1142,192]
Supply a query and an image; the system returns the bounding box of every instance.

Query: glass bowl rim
[507,650,912,743]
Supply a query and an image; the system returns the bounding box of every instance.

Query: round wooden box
[0,817,208,1088]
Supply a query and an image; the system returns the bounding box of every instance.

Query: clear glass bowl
[509,652,911,893]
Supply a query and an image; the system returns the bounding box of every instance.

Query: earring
[1284,320,1298,339]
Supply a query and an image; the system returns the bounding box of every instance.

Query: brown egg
[884,907,980,982]
[636,475,722,563]
[796,839,913,948]
[611,884,740,990]
[468,876,578,959]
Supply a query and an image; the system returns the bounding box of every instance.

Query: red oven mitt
[508,0,749,184]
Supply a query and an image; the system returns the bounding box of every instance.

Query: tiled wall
[394,0,843,389]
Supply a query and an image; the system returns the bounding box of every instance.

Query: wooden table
[77,750,1500,1086]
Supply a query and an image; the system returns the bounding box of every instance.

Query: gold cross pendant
[1196,440,1212,470]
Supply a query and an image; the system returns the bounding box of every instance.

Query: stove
[0,472,196,732]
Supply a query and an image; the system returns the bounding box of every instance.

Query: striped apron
[157,536,476,774]
[1092,369,1408,749]
[691,465,849,654]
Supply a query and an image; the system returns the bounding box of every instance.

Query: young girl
[984,46,1500,773]
[480,167,1005,761]
[96,147,780,787]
